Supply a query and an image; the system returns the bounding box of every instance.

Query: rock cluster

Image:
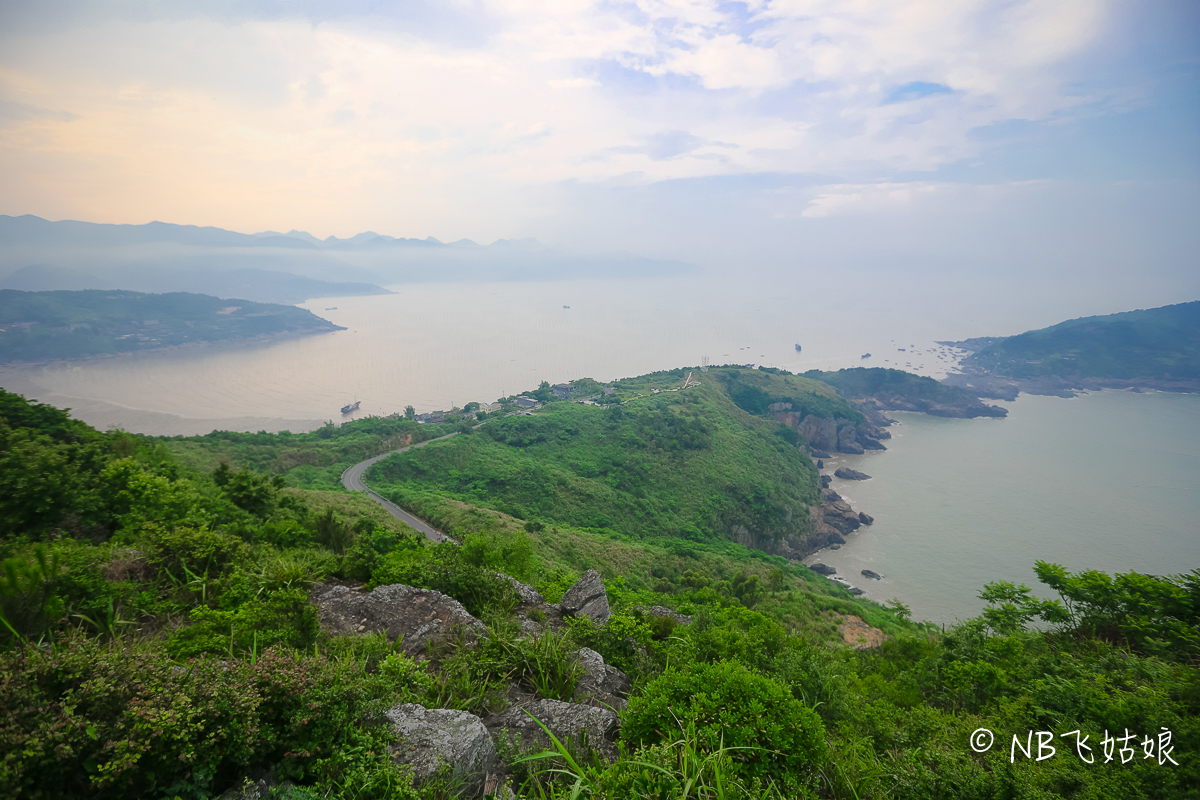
[313,571,638,798]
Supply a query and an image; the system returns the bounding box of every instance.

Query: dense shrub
[369,544,519,618]
[623,660,826,789]
[0,633,401,800]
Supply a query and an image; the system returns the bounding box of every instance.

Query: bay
[812,390,1200,624]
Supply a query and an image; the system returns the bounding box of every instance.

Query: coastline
[0,326,344,370]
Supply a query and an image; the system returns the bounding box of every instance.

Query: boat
[325,307,337,311]
[861,353,871,359]
[794,344,802,352]
[341,400,360,415]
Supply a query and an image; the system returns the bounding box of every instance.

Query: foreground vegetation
[1,382,1197,799]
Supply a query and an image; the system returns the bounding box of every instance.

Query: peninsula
[0,289,344,363]
[941,299,1200,397]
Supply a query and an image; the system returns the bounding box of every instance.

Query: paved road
[340,432,460,543]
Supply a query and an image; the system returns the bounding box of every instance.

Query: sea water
[814,390,1200,624]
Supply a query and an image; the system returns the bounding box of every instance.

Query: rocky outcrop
[561,570,610,623]
[861,569,882,580]
[834,467,871,481]
[487,700,620,763]
[314,584,485,657]
[386,704,500,797]
[858,512,874,525]
[573,647,632,711]
[839,616,885,649]
[809,563,836,575]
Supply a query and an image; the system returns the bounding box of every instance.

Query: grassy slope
[802,366,982,405]
[965,300,1200,381]
[367,367,855,548]
[0,289,341,362]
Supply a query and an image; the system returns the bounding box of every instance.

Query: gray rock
[315,583,486,657]
[487,699,620,763]
[497,573,545,605]
[514,614,544,637]
[560,570,610,623]
[820,474,832,489]
[861,569,882,580]
[387,704,500,798]
[572,647,631,711]
[816,459,824,469]
[799,416,838,453]
[849,587,865,596]
[834,467,871,481]
[836,422,866,454]
[810,563,836,575]
[858,512,874,525]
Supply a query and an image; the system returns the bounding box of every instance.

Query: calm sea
[1,275,1196,623]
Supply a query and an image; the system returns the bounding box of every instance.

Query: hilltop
[367,366,886,563]
[0,289,343,363]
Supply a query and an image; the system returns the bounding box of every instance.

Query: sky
[0,0,1197,304]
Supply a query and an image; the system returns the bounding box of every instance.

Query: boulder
[561,570,610,623]
[314,584,486,657]
[487,699,620,763]
[497,573,545,606]
[387,704,500,797]
[849,587,865,596]
[820,474,832,489]
[809,563,837,575]
[861,569,882,580]
[810,449,833,459]
[858,512,874,526]
[815,459,824,469]
[573,647,631,711]
[825,531,846,545]
[834,467,871,481]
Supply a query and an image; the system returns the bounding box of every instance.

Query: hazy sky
[0,1,1196,299]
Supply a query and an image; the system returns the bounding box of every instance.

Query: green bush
[623,660,826,789]
[0,632,401,800]
[168,588,319,659]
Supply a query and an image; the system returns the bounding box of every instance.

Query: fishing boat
[794,344,802,352]
[341,400,360,415]
[861,353,871,359]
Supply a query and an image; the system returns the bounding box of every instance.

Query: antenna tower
[701,356,709,372]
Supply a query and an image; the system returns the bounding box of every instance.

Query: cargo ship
[341,400,360,415]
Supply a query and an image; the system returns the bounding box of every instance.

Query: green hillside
[964,300,1200,381]
[368,367,859,554]
[0,289,343,362]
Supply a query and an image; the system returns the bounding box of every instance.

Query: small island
[0,289,344,363]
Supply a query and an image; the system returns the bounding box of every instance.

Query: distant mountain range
[0,215,695,304]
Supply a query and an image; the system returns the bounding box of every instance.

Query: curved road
[340,432,460,543]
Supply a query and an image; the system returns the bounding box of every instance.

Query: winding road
[339,432,461,543]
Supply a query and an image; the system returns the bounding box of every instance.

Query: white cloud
[0,1,1128,236]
